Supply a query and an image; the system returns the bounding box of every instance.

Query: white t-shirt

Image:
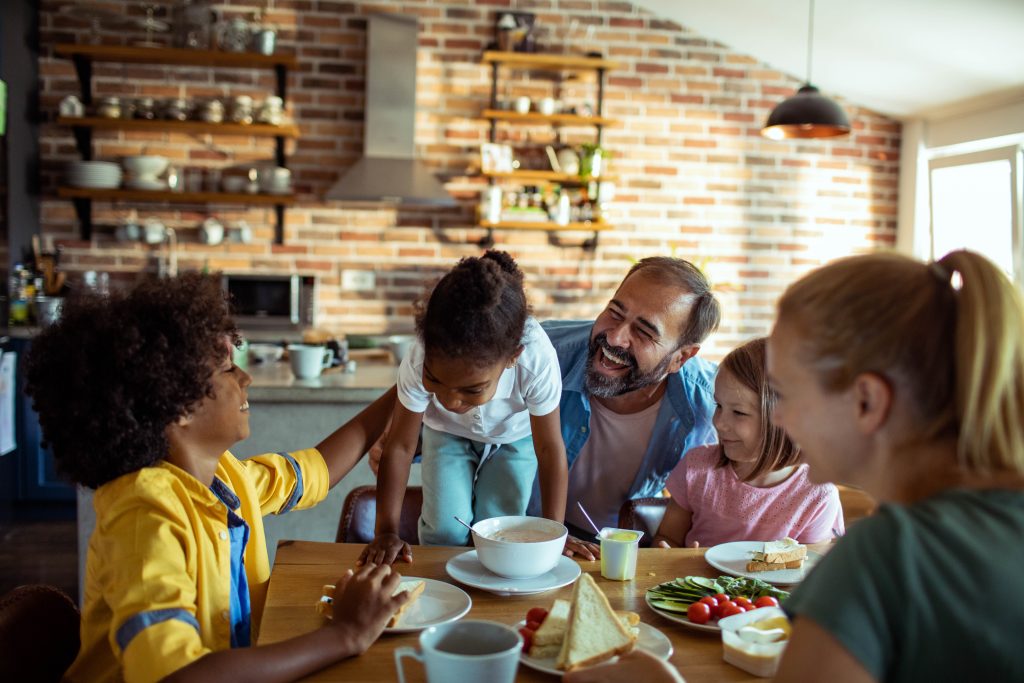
[396,317,562,444]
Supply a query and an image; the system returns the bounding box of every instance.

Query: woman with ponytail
[360,250,568,563]
[766,249,1024,682]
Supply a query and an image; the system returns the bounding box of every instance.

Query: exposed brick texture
[36,0,900,358]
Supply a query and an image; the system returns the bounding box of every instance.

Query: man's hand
[326,564,410,655]
[563,649,686,683]
[357,532,413,566]
[563,535,600,560]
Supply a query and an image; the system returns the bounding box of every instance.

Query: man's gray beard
[584,346,676,398]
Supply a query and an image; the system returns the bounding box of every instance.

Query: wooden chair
[336,485,423,545]
[617,497,670,547]
[0,584,80,682]
[837,484,878,527]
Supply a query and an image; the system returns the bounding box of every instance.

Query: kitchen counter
[246,358,397,403]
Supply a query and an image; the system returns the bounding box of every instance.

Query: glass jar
[134,97,157,120]
[256,96,284,125]
[96,96,122,119]
[163,98,190,122]
[197,99,224,123]
[229,95,254,125]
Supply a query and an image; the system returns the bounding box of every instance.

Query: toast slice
[750,537,807,565]
[528,599,639,659]
[745,558,804,572]
[555,574,637,671]
[315,579,426,627]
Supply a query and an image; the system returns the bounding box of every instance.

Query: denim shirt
[529,320,718,512]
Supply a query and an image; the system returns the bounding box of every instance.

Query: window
[928,145,1023,286]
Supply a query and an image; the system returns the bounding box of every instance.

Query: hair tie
[929,261,963,291]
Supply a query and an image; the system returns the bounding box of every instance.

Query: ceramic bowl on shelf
[66,161,122,189]
[122,155,169,179]
[248,343,284,364]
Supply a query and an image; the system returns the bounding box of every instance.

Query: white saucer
[518,620,672,675]
[704,541,823,585]
[384,578,472,634]
[445,550,581,596]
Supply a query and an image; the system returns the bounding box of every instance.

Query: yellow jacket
[66,449,329,682]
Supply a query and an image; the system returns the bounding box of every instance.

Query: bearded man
[534,257,721,558]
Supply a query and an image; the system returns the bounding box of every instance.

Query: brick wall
[36,0,900,359]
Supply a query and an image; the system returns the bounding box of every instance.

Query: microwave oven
[223,274,316,332]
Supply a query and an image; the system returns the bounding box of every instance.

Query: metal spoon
[453,515,474,533]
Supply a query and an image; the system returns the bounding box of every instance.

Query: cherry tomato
[719,603,743,618]
[518,627,534,652]
[698,596,718,609]
[734,597,754,610]
[687,601,712,625]
[526,620,542,631]
[755,596,780,608]
[712,599,734,619]
[526,607,549,624]
[713,593,730,604]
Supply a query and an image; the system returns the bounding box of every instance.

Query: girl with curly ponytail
[362,250,568,562]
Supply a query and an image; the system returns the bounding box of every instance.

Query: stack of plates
[67,161,122,189]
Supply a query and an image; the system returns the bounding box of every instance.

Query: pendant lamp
[761,0,850,140]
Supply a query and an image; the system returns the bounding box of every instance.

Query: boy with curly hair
[26,273,409,682]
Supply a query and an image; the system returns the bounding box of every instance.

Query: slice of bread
[751,537,807,565]
[555,574,637,672]
[745,558,804,572]
[531,599,571,649]
[315,579,426,627]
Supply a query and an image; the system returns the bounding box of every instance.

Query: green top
[785,488,1024,682]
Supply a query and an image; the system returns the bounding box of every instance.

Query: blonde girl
[653,337,842,548]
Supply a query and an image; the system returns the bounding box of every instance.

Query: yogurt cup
[598,527,643,581]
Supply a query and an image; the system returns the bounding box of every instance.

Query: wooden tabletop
[259,541,828,682]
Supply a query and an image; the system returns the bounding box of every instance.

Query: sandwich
[316,579,426,627]
[554,574,638,671]
[746,537,807,572]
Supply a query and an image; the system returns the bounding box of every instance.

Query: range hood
[325,14,455,206]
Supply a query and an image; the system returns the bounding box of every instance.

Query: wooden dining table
[259,541,829,682]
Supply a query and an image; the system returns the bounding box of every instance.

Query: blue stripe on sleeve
[116,608,200,653]
[277,451,305,514]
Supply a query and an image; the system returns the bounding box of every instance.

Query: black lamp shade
[761,84,851,140]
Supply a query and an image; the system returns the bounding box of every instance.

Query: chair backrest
[0,584,81,683]
[337,485,423,544]
[617,497,670,548]
[837,484,877,527]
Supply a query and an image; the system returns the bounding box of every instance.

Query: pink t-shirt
[665,444,844,546]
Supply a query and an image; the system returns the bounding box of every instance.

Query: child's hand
[326,565,410,654]
[367,430,387,476]
[563,535,600,560]
[358,533,413,566]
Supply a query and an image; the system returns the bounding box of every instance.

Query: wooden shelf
[58,186,295,206]
[478,220,610,232]
[482,109,616,127]
[54,44,298,69]
[482,170,615,184]
[482,51,619,71]
[57,116,299,138]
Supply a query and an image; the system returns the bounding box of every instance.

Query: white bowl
[249,343,284,364]
[122,155,169,178]
[386,334,415,363]
[471,516,567,579]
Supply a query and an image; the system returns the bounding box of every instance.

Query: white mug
[394,620,521,683]
[538,97,557,116]
[288,344,333,379]
[514,96,531,114]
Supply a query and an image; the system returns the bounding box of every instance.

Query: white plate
[445,550,581,596]
[644,592,720,633]
[518,620,673,675]
[384,577,472,634]
[704,541,822,585]
[124,178,167,191]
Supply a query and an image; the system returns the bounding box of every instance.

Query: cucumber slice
[685,576,720,592]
